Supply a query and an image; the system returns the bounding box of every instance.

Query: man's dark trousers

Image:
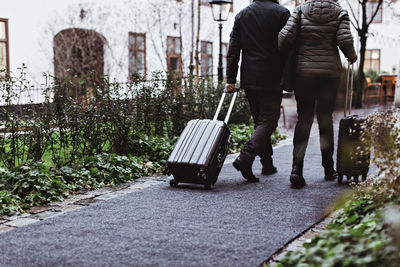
[293,76,340,169]
[240,89,282,163]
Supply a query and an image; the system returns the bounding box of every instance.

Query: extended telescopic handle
[213,88,239,124]
[344,63,355,116]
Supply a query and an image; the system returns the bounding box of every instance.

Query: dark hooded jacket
[226,0,290,90]
[278,0,357,77]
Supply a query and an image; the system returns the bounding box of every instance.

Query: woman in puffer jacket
[278,0,357,188]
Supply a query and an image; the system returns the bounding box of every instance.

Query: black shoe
[233,157,259,182]
[261,158,277,175]
[324,168,339,181]
[290,164,306,188]
[261,165,277,175]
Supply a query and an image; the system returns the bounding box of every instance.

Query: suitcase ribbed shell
[166,119,230,186]
[336,115,370,181]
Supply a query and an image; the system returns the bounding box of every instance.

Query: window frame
[0,18,10,75]
[166,36,182,74]
[364,49,381,73]
[366,0,383,24]
[128,32,146,77]
[201,40,213,77]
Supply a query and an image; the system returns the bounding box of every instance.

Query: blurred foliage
[365,69,380,83]
[266,109,400,267]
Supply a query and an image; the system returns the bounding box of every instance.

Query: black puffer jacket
[278,0,357,77]
[226,0,290,90]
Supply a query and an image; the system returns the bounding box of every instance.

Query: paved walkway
[0,98,384,267]
[1,135,349,267]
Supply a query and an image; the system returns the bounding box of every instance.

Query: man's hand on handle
[348,55,358,64]
[225,83,236,93]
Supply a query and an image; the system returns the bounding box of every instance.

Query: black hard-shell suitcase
[336,64,370,183]
[163,91,238,189]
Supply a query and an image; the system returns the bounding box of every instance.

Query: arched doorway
[53,28,106,101]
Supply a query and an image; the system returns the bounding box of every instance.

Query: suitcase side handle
[213,88,239,124]
[345,63,355,116]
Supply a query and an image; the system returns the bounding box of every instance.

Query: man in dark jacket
[278,0,357,187]
[226,0,290,182]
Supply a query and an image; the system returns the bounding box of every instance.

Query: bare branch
[367,0,383,26]
[346,0,361,30]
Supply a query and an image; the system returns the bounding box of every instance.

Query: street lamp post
[209,0,232,83]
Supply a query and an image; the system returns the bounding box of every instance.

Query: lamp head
[209,0,232,22]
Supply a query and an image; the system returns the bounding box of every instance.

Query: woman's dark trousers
[293,76,340,170]
[240,89,282,164]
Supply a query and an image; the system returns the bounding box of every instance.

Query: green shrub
[230,124,286,153]
[0,163,68,209]
[54,153,150,193]
[277,194,400,267]
[0,190,21,216]
[0,67,253,169]
[365,69,380,83]
[270,109,400,267]
[362,108,400,193]
[0,153,154,215]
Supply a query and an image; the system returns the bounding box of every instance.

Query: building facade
[0,0,399,101]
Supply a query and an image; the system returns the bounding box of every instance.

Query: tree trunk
[354,1,369,108]
[189,0,194,75]
[195,0,201,84]
[356,33,367,108]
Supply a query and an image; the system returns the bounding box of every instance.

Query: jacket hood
[301,0,342,24]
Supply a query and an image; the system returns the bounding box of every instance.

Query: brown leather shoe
[233,157,259,182]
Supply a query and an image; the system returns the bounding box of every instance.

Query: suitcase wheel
[197,168,207,180]
[169,179,179,187]
[204,183,214,190]
[337,175,343,184]
[362,174,367,181]
[163,166,171,176]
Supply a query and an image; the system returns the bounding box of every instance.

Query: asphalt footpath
[0,135,349,267]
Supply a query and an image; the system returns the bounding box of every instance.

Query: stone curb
[262,209,342,266]
[0,133,297,235]
[0,134,293,235]
[0,175,168,234]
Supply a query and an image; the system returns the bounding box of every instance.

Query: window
[222,42,228,78]
[201,41,213,76]
[366,0,383,23]
[129,32,146,77]
[364,49,380,73]
[167,36,182,73]
[0,18,9,76]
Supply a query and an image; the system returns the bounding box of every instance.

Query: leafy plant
[230,124,286,153]
[268,109,400,267]
[0,163,68,209]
